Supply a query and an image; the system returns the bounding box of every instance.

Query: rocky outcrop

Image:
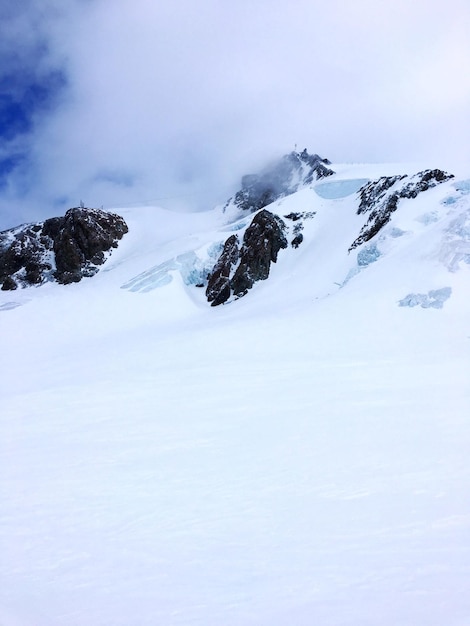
[356,175,406,215]
[0,207,128,290]
[0,223,55,289]
[206,210,288,306]
[231,210,288,296]
[50,208,128,284]
[284,211,315,248]
[225,149,334,214]
[350,169,454,250]
[205,235,240,306]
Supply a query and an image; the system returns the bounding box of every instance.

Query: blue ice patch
[314,179,369,199]
[398,287,451,309]
[453,179,470,194]
[121,242,225,292]
[388,227,406,238]
[442,196,458,205]
[416,212,439,225]
[357,244,381,267]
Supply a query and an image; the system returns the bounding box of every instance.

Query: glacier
[1,158,469,626]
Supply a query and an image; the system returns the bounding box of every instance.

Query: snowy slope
[1,162,470,626]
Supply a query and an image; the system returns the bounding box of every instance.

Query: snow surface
[1,163,470,625]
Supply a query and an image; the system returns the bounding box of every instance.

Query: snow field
[1,163,469,625]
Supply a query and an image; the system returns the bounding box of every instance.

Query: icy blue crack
[314,178,369,199]
[357,244,381,267]
[122,242,224,292]
[398,287,451,309]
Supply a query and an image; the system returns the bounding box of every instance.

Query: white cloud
[1,0,469,228]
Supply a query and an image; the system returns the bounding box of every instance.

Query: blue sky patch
[0,154,26,189]
[0,70,67,141]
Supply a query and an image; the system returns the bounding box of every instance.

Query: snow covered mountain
[1,152,469,626]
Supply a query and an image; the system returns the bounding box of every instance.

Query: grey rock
[231,210,288,297]
[206,210,288,306]
[0,207,128,289]
[206,235,240,306]
[51,208,128,284]
[350,169,454,250]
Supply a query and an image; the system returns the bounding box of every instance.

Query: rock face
[350,169,454,250]
[205,235,240,306]
[0,207,128,290]
[225,149,334,214]
[283,211,315,249]
[49,208,128,284]
[0,223,55,289]
[206,210,288,306]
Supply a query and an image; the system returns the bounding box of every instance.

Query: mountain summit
[2,151,466,314]
[224,148,334,214]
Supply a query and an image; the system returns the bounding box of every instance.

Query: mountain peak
[225,149,334,214]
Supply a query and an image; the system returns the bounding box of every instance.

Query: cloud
[0,0,469,229]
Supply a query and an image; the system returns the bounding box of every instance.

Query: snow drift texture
[1,150,470,626]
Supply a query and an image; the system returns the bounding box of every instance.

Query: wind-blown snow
[1,163,469,626]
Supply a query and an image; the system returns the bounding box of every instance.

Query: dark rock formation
[206,210,288,306]
[225,149,334,214]
[291,232,304,249]
[231,210,288,296]
[1,276,17,291]
[350,169,454,250]
[0,223,55,290]
[357,175,406,215]
[398,168,454,199]
[0,207,128,290]
[51,208,128,284]
[284,211,315,248]
[206,234,240,306]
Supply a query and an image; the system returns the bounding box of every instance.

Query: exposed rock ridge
[0,207,128,290]
[205,235,240,306]
[284,211,316,248]
[206,209,288,306]
[0,222,55,290]
[226,149,334,214]
[350,169,454,250]
[357,175,407,215]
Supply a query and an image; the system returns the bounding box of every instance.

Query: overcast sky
[0,0,469,228]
